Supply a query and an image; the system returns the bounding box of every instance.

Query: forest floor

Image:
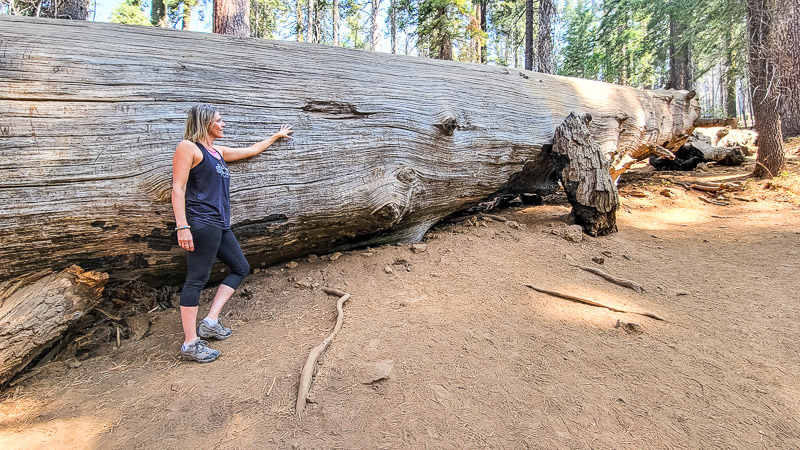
[2,148,800,449]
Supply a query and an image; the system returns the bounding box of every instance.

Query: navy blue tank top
[185,142,231,229]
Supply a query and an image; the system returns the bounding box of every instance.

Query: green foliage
[416,0,473,59]
[559,0,599,78]
[251,0,286,38]
[111,0,152,25]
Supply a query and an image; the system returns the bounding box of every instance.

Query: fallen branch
[523,284,664,321]
[575,266,646,293]
[698,196,729,206]
[296,287,351,416]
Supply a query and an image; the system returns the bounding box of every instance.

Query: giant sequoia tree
[215,0,251,35]
[746,0,784,177]
[775,0,799,138]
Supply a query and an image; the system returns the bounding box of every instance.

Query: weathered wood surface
[0,16,699,286]
[550,113,619,236]
[0,265,108,386]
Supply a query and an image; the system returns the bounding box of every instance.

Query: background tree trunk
[746,0,785,177]
[59,0,90,19]
[536,0,554,73]
[0,16,699,288]
[775,0,799,138]
[371,0,380,51]
[151,0,167,26]
[524,0,533,71]
[669,14,691,90]
[214,0,250,37]
[182,2,192,30]
[389,0,396,53]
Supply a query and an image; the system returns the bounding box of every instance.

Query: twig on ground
[575,266,646,293]
[523,284,664,321]
[266,376,276,397]
[296,287,351,416]
[699,196,729,206]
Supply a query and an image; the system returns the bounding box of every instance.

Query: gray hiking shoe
[197,319,232,340]
[180,339,220,363]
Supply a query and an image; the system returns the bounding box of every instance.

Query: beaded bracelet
[175,225,191,231]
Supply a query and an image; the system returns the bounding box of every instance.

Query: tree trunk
[746,0,785,177]
[536,0,554,73]
[371,0,380,51]
[296,0,303,41]
[59,0,90,19]
[0,16,699,287]
[389,0,396,53]
[669,14,691,90]
[182,2,191,30]
[551,113,619,236]
[332,0,339,46]
[0,265,108,386]
[524,0,533,71]
[479,0,487,63]
[776,0,800,138]
[306,0,312,42]
[214,0,250,37]
[151,0,167,27]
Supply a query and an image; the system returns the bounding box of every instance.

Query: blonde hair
[183,104,218,142]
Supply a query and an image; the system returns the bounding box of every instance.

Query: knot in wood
[433,111,458,135]
[395,167,416,183]
[371,202,403,224]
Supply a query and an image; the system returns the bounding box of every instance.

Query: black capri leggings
[179,222,250,307]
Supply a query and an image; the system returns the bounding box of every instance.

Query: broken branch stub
[550,113,620,236]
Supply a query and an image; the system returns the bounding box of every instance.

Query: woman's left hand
[273,124,294,140]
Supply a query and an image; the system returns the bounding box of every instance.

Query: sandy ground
[1,157,799,449]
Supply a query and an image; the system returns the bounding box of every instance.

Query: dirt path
[2,162,799,449]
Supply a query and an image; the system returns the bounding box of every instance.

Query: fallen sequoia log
[0,266,108,386]
[0,16,699,289]
[650,127,754,170]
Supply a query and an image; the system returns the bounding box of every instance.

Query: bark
[182,2,191,30]
[389,0,396,54]
[0,16,699,287]
[524,0,533,71]
[776,0,800,138]
[151,0,167,27]
[536,0,554,73]
[370,0,380,51]
[214,0,250,37]
[0,266,108,386]
[306,0,314,43]
[746,0,785,177]
[694,118,737,128]
[59,0,89,19]
[550,113,619,236]
[296,0,303,41]
[479,0,487,63]
[332,0,339,46]
[669,15,691,90]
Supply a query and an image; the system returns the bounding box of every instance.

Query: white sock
[203,317,218,327]
[182,337,199,351]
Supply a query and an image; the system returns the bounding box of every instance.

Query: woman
[172,104,292,363]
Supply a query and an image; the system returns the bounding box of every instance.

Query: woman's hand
[273,124,294,140]
[178,228,194,252]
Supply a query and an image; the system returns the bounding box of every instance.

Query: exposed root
[575,266,646,293]
[523,284,664,321]
[296,287,351,416]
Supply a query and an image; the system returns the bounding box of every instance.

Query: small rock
[592,257,605,265]
[170,381,183,392]
[363,252,374,257]
[628,190,648,198]
[410,243,427,254]
[126,315,151,341]
[614,319,643,334]
[253,268,261,274]
[66,360,82,369]
[601,250,613,257]
[307,254,318,262]
[285,261,299,269]
[329,252,343,261]
[507,221,521,230]
[694,162,710,172]
[384,266,393,274]
[357,360,394,384]
[675,290,690,296]
[564,225,583,243]
[430,272,440,277]
[294,280,314,290]
[660,188,678,198]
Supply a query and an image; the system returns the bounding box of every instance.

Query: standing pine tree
[746,0,785,177]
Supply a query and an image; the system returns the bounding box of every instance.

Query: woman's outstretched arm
[217,124,293,162]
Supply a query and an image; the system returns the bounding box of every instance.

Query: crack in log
[302,100,376,119]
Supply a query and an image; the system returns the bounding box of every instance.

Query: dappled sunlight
[523,281,665,330]
[0,415,110,449]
